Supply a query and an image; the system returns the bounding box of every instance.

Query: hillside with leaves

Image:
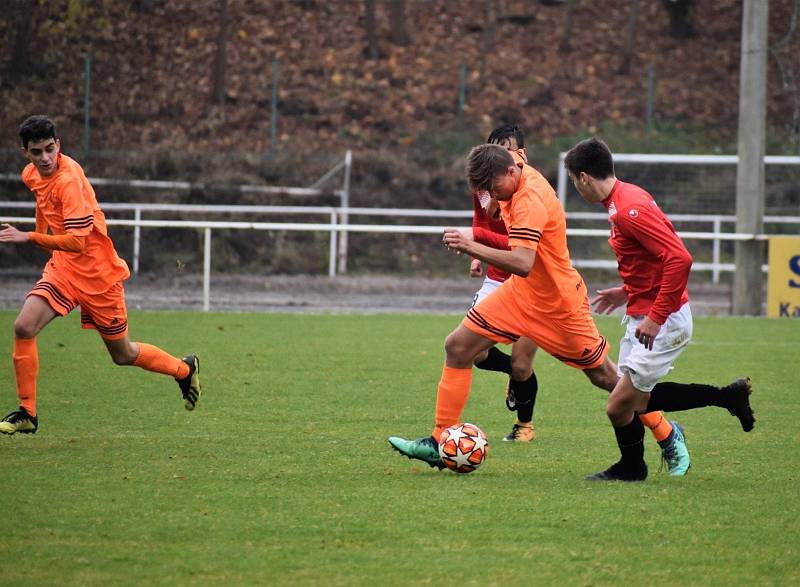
[0,1,798,276]
[1,0,798,163]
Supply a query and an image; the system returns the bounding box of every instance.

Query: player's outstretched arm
[0,223,30,244]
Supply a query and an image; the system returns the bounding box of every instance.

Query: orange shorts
[28,264,129,340]
[462,282,608,370]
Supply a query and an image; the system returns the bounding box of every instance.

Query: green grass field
[0,310,798,586]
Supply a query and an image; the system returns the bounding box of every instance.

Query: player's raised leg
[646,378,755,431]
[102,336,202,411]
[0,295,59,435]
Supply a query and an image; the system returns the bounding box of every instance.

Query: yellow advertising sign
[767,236,800,318]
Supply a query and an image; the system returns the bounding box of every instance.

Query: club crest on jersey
[628,209,639,218]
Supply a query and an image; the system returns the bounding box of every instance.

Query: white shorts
[617,303,693,392]
[470,277,503,308]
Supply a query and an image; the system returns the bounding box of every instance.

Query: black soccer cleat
[724,377,755,432]
[586,460,648,482]
[0,407,38,435]
[176,354,202,411]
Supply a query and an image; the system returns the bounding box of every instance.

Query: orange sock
[639,411,672,442]
[432,365,473,441]
[13,337,38,417]
[132,343,189,379]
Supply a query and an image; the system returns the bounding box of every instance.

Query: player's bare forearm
[449,240,533,277]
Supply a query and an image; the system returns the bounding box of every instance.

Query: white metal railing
[3,201,797,282]
[0,149,353,271]
[2,201,797,272]
[0,206,790,312]
[556,152,800,211]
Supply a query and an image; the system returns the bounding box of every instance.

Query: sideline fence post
[338,150,352,274]
[329,210,337,278]
[712,218,722,284]
[557,152,568,210]
[133,207,142,274]
[203,228,211,312]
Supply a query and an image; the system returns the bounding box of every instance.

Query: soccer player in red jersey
[564,137,755,481]
[0,115,202,435]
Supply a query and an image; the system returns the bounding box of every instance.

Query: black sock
[474,346,512,375]
[512,372,538,423]
[646,381,725,413]
[614,417,645,467]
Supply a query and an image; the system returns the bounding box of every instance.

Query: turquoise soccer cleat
[388,435,445,470]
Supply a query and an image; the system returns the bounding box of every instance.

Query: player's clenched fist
[442,227,473,254]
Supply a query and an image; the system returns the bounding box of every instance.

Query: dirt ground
[0,272,735,316]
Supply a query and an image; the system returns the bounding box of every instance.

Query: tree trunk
[559,0,577,53]
[4,0,39,82]
[211,0,229,106]
[479,0,496,84]
[364,0,380,59]
[618,0,638,75]
[662,0,694,38]
[389,0,410,46]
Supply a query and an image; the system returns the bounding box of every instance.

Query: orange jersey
[498,152,586,317]
[22,153,129,295]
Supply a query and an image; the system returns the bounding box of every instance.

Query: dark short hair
[564,137,614,179]
[19,115,57,149]
[487,123,525,148]
[466,144,515,192]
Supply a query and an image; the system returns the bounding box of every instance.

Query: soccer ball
[438,422,489,474]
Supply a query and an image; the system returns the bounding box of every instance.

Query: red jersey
[22,153,130,295]
[603,180,691,324]
[471,192,510,282]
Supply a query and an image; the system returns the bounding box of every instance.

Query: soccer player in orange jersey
[469,124,540,443]
[565,137,755,481]
[389,144,686,478]
[0,115,201,435]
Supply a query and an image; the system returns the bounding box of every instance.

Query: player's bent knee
[13,319,38,340]
[444,331,479,368]
[108,346,137,366]
[510,362,532,381]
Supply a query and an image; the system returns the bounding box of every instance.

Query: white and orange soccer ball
[438,422,489,474]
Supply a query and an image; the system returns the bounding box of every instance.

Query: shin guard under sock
[511,372,538,423]
[132,343,189,379]
[639,411,672,442]
[13,337,38,417]
[433,365,473,441]
[614,417,646,466]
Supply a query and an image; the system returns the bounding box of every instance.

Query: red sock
[639,411,672,442]
[13,337,38,417]
[132,343,189,379]
[432,365,473,441]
